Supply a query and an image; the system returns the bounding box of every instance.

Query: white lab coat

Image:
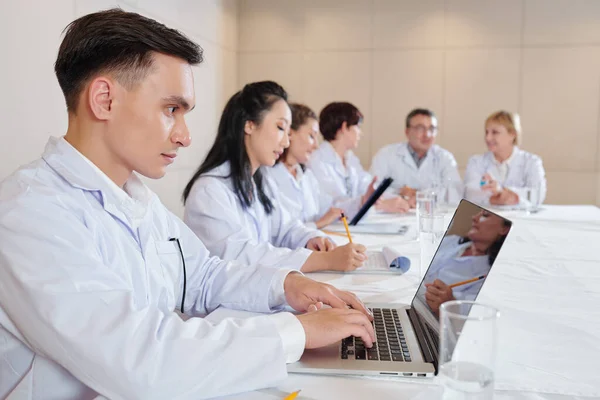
[464,147,547,206]
[265,162,333,229]
[417,235,491,302]
[369,142,463,203]
[306,141,372,219]
[183,162,326,271]
[0,137,304,400]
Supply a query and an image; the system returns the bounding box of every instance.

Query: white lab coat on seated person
[306,141,372,219]
[464,147,547,207]
[369,142,463,203]
[265,162,333,229]
[183,162,327,271]
[0,137,305,400]
[417,235,491,303]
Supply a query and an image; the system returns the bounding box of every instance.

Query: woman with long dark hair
[183,81,366,272]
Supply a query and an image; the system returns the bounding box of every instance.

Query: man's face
[405,114,437,154]
[105,53,196,179]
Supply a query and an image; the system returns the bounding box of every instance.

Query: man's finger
[345,313,376,346]
[337,290,372,320]
[317,288,347,310]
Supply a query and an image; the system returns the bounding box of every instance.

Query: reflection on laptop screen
[412,200,512,328]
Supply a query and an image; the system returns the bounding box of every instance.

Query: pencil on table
[340,212,353,243]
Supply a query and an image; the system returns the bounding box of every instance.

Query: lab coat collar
[42,136,152,229]
[490,146,519,166]
[272,162,303,189]
[205,161,232,178]
[397,142,419,170]
[320,141,348,176]
[205,161,263,215]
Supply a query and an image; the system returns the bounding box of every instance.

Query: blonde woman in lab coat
[267,103,343,229]
[183,81,366,273]
[419,210,512,314]
[307,102,409,217]
[464,111,547,206]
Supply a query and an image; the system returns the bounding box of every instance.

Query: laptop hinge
[407,308,438,373]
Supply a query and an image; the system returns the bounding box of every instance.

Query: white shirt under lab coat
[417,235,491,303]
[183,162,326,271]
[265,162,333,229]
[369,142,463,203]
[0,137,305,400]
[464,147,547,206]
[306,141,372,219]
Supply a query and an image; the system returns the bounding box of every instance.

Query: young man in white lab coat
[0,9,375,400]
[370,108,463,205]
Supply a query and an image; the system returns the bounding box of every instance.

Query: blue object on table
[390,256,411,273]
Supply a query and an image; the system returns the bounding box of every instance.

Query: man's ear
[87,76,114,120]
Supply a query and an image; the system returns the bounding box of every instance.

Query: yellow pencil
[283,390,301,400]
[340,213,353,243]
[449,275,486,288]
[322,230,348,237]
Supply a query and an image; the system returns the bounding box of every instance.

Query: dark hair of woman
[458,219,512,265]
[182,81,288,215]
[319,102,363,142]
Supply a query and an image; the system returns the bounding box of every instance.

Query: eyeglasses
[409,124,438,137]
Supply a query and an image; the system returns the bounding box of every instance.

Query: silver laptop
[288,200,512,378]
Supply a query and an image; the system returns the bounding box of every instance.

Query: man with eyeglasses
[370,108,462,206]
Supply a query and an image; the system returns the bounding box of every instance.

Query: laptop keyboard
[340,308,412,362]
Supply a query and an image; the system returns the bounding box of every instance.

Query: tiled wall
[0,0,238,218]
[237,0,600,205]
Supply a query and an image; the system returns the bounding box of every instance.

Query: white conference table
[217,205,600,400]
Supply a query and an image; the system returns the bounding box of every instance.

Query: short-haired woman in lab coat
[464,111,547,207]
[183,81,367,272]
[307,102,409,217]
[267,103,343,229]
[418,210,512,314]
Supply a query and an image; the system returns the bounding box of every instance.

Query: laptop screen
[411,200,512,330]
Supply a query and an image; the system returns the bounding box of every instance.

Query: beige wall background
[2,0,600,218]
[237,0,600,206]
[0,0,238,218]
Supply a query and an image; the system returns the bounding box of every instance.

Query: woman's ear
[244,120,255,135]
[509,129,517,145]
[334,121,348,141]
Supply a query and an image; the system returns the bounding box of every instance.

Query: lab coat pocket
[154,240,182,295]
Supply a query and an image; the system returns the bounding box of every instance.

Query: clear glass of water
[439,301,500,400]
[416,190,437,234]
[524,185,541,214]
[419,213,445,279]
[433,177,458,213]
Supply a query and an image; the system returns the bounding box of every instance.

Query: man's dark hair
[54,8,203,113]
[405,108,436,128]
